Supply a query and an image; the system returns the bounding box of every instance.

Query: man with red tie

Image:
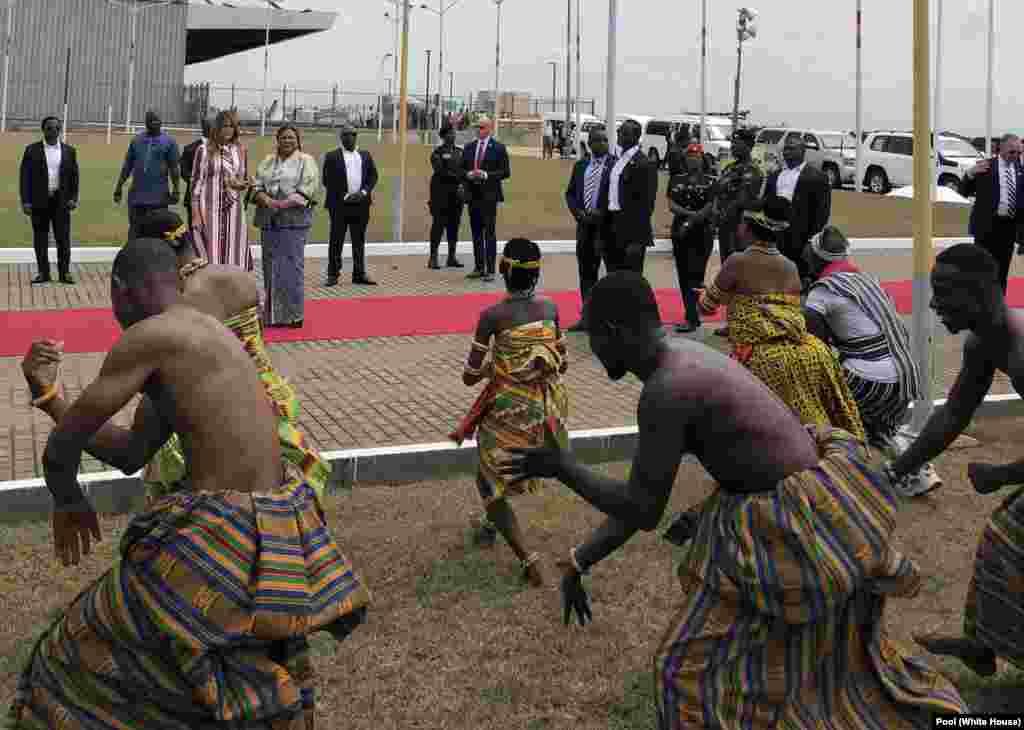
[462,117,512,282]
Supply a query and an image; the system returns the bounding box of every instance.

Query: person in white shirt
[19,116,80,284]
[762,138,831,287]
[605,119,657,273]
[323,125,380,286]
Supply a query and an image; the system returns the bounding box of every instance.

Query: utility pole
[565,0,571,142]
[425,49,432,133]
[548,61,556,112]
[731,8,757,132]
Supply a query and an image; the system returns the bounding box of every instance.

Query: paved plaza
[0,249,1017,481]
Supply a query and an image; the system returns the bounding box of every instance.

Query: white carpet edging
[0,237,977,265]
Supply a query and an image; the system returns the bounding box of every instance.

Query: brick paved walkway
[0,251,1014,481]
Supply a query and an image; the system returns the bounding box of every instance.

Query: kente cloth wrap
[10,478,371,729]
[727,293,865,441]
[810,268,924,408]
[654,426,968,729]
[450,320,569,499]
[964,485,1024,670]
[144,305,330,504]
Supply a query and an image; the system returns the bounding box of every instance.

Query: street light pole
[261,0,272,136]
[425,49,432,133]
[604,0,617,138]
[493,0,504,138]
[854,0,863,192]
[378,52,392,142]
[1,0,13,134]
[548,61,556,112]
[933,0,943,195]
[699,0,707,146]
[565,0,571,142]
[126,1,138,133]
[984,0,994,156]
[575,0,581,157]
[396,0,411,241]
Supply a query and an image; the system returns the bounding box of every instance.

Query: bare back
[652,338,819,489]
[180,264,261,322]
[129,306,281,494]
[484,295,560,335]
[719,247,801,296]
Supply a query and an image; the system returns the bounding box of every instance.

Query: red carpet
[1,278,1021,357]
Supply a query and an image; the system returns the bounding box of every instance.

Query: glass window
[937,138,982,158]
[821,133,856,150]
[803,133,821,148]
[888,136,913,156]
[870,135,889,152]
[757,129,785,145]
[706,125,728,141]
[646,121,671,137]
[784,131,803,146]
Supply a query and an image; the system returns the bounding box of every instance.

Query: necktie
[475,140,486,171]
[1006,166,1017,217]
[584,158,603,211]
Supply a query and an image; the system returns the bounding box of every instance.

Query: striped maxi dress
[190,142,251,271]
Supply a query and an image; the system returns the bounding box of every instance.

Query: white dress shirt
[342,147,364,195]
[608,145,640,212]
[997,157,1017,218]
[44,141,62,194]
[776,161,805,201]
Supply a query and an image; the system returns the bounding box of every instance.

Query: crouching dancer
[10,238,369,729]
[500,271,965,729]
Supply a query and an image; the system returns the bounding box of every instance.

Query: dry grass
[0,129,970,246]
[2,417,1024,726]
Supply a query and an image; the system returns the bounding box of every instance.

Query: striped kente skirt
[845,368,908,443]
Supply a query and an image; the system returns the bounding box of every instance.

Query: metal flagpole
[574,0,581,157]
[565,0,571,143]
[984,0,994,156]
[910,0,934,431]
[392,9,400,142]
[854,0,863,192]
[493,0,503,138]
[395,0,411,242]
[261,1,271,136]
[126,1,138,133]
[604,0,617,137]
[1,0,12,134]
[933,0,943,181]
[700,0,706,145]
[62,47,70,143]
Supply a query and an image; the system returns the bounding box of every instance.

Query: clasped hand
[22,339,63,397]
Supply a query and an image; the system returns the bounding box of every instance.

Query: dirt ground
[2,418,1023,727]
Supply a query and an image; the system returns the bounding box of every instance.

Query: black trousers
[328,206,370,279]
[31,194,71,278]
[672,218,714,326]
[606,212,648,274]
[127,204,168,240]
[429,194,464,261]
[717,217,743,264]
[468,201,498,274]
[977,217,1017,292]
[575,219,612,316]
[779,234,812,282]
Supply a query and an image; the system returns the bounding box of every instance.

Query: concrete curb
[1,394,1018,524]
[0,237,976,265]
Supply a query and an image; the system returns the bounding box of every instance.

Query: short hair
[41,116,61,130]
[588,272,662,331]
[112,237,180,288]
[620,119,642,137]
[135,209,193,252]
[935,244,999,285]
[1000,133,1020,146]
[500,238,541,292]
[276,124,302,149]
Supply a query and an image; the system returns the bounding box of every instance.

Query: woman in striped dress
[190,110,252,270]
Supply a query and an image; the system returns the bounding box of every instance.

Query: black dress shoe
[447,258,464,268]
[324,277,339,287]
[427,258,441,270]
[31,274,51,285]
[59,274,75,285]
[353,276,378,285]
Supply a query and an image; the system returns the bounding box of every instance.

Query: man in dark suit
[564,127,615,331]
[461,116,511,281]
[606,118,658,273]
[961,133,1023,291]
[20,116,80,285]
[322,124,380,286]
[762,138,831,286]
[180,115,212,231]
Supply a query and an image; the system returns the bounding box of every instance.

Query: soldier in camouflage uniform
[709,128,763,263]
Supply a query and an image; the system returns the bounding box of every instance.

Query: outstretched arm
[462,311,495,386]
[42,324,168,507]
[891,336,994,479]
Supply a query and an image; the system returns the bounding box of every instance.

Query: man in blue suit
[564,127,616,331]
[462,117,511,281]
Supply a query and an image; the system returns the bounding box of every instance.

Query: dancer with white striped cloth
[802,225,940,495]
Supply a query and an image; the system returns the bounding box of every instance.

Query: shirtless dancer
[12,238,369,728]
[889,244,1024,677]
[501,271,965,728]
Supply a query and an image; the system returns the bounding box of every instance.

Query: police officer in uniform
[427,124,466,269]
[668,143,715,333]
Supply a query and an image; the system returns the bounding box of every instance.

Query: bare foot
[523,554,545,588]
[914,634,998,677]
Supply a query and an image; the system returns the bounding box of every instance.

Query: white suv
[754,128,858,188]
[859,131,983,194]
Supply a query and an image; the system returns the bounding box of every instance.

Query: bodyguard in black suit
[20,117,80,284]
[960,134,1023,291]
[180,116,211,231]
[461,117,511,281]
[564,127,615,331]
[428,124,465,269]
[606,119,658,273]
[323,125,380,286]
[762,139,831,284]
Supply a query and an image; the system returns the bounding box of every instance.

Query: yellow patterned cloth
[727,293,865,440]
[655,426,967,728]
[143,305,331,503]
[450,320,569,499]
